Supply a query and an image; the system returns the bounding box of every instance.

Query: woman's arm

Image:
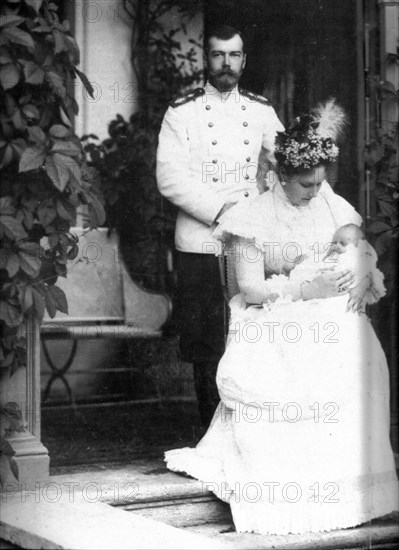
[234,238,280,304]
[233,237,355,304]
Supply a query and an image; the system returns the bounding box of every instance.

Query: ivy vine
[0,0,105,377]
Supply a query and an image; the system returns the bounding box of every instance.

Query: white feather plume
[312,98,348,143]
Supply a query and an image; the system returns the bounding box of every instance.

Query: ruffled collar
[273,179,330,214]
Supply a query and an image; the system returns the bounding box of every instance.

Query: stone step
[184,516,399,550]
[120,493,232,528]
[46,458,399,549]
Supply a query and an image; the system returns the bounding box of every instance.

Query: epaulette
[239,88,271,106]
[170,88,205,108]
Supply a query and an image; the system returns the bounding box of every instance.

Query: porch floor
[2,458,398,550]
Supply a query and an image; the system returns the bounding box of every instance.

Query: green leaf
[50,140,81,157]
[0,63,20,90]
[44,287,56,318]
[22,104,40,120]
[88,195,106,227]
[32,287,44,320]
[18,250,41,278]
[0,216,27,241]
[48,285,68,314]
[48,232,59,248]
[23,61,45,85]
[59,105,72,127]
[0,197,15,215]
[37,204,56,227]
[45,71,66,100]
[18,241,42,257]
[11,137,27,158]
[6,253,21,277]
[12,109,25,131]
[49,124,70,139]
[74,67,94,98]
[375,230,393,255]
[64,35,80,65]
[27,125,47,146]
[0,350,15,369]
[0,301,22,327]
[19,285,33,313]
[53,30,67,54]
[25,0,43,12]
[378,80,396,95]
[2,26,35,51]
[56,199,76,221]
[378,201,395,218]
[367,220,392,234]
[0,49,12,66]
[0,145,13,169]
[45,153,70,191]
[19,146,45,172]
[0,16,25,28]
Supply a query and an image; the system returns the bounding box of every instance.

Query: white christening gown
[165,181,399,535]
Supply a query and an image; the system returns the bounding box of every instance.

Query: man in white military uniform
[157,25,284,427]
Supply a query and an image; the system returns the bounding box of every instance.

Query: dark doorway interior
[205,0,360,206]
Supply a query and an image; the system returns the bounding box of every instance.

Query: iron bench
[40,227,172,404]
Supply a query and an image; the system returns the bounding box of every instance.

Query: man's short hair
[204,24,245,53]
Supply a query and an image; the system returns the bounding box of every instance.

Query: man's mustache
[215,69,237,77]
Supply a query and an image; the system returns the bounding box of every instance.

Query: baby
[289,223,386,311]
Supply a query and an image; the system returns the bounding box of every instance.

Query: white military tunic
[156,82,284,254]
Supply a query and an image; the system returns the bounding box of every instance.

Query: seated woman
[165,99,399,535]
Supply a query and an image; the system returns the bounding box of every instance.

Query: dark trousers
[176,252,225,427]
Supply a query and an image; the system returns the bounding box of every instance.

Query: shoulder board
[170,88,205,108]
[239,88,271,106]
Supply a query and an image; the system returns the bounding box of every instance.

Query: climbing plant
[0,0,105,378]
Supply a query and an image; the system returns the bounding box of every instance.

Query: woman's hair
[275,99,348,174]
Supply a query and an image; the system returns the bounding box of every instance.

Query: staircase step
[121,494,232,528]
[49,459,399,549]
[182,515,399,550]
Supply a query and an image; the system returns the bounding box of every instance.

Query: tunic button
[243,121,248,127]
[205,105,211,110]
[212,159,217,164]
[208,122,213,127]
[212,140,217,145]
[244,139,249,145]
[241,106,246,110]
[246,156,251,162]
[244,192,249,197]
[245,175,249,180]
[213,177,218,182]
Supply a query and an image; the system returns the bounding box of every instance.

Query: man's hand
[215,202,237,222]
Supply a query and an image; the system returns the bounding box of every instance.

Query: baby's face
[333,225,364,247]
[326,241,345,257]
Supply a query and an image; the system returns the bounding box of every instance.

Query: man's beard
[209,69,241,92]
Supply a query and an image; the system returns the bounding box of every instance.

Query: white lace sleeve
[213,199,265,245]
[231,239,302,305]
[356,241,386,304]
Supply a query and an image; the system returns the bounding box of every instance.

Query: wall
[72,0,137,140]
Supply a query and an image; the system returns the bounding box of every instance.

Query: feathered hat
[275,98,348,170]
[311,98,348,143]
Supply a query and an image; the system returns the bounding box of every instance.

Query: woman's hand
[301,269,355,300]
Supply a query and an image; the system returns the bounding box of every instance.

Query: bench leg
[42,339,77,406]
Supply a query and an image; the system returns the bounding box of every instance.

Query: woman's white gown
[165,181,399,535]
